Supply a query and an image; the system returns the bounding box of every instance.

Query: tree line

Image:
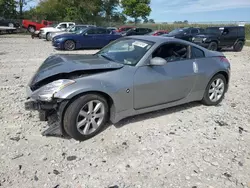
[0,0,156,25]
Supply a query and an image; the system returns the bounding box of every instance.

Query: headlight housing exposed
[33,79,75,101]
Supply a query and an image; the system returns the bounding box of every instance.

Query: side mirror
[149,57,167,66]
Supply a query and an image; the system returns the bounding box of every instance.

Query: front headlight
[35,79,75,101]
[202,38,207,42]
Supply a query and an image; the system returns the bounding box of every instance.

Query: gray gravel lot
[0,35,250,188]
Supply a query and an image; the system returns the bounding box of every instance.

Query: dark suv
[192,26,245,51]
[162,27,205,42]
[122,27,152,36]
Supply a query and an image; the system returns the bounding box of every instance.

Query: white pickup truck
[40,22,75,40]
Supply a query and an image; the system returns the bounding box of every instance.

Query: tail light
[220,56,230,63]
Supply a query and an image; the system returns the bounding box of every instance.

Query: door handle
[193,62,198,73]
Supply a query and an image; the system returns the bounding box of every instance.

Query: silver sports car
[25,36,230,141]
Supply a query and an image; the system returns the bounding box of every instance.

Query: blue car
[52,27,122,50]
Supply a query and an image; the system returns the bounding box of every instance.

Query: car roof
[124,35,207,49]
[125,35,185,43]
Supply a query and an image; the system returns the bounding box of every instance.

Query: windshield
[169,28,187,35]
[51,24,57,28]
[204,28,222,34]
[75,28,88,34]
[66,25,75,32]
[96,39,154,66]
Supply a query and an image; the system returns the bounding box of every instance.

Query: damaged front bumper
[25,87,70,137]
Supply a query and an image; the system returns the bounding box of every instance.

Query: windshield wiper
[99,54,114,62]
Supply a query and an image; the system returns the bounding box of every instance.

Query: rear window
[191,46,205,58]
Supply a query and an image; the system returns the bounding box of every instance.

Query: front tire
[202,74,227,106]
[46,32,51,41]
[208,42,218,51]
[63,94,109,141]
[233,41,244,52]
[64,40,76,50]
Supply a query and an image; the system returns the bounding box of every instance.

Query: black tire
[217,47,222,51]
[64,40,76,51]
[208,42,218,51]
[46,32,50,41]
[28,26,35,33]
[202,74,227,106]
[233,41,244,52]
[63,94,109,141]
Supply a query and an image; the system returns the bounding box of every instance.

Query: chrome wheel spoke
[94,102,102,113]
[211,82,216,88]
[77,118,87,129]
[88,101,94,113]
[79,110,88,118]
[83,122,91,135]
[218,82,224,89]
[214,92,218,101]
[91,119,98,129]
[209,88,214,93]
[95,112,104,118]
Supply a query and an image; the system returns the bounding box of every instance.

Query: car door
[79,28,97,48]
[93,28,110,48]
[133,42,197,110]
[222,27,238,46]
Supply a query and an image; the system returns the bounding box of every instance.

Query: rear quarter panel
[194,55,230,93]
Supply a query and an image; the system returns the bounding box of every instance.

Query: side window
[152,43,188,62]
[227,28,238,36]
[191,46,205,58]
[96,28,107,34]
[69,23,74,27]
[191,29,199,34]
[43,21,48,25]
[59,24,67,28]
[86,29,96,34]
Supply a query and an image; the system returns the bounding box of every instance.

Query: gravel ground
[0,35,250,188]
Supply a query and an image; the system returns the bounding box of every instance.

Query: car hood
[29,54,124,90]
[54,33,78,39]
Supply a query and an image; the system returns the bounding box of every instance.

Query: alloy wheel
[64,40,75,50]
[208,78,225,102]
[76,100,105,135]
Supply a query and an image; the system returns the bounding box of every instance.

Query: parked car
[22,20,53,33]
[122,27,153,36]
[40,22,75,41]
[48,25,93,41]
[162,27,205,42]
[52,27,122,50]
[147,30,168,36]
[116,25,136,32]
[0,17,20,28]
[192,26,245,51]
[25,36,231,141]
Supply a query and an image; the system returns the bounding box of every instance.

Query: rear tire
[208,42,218,51]
[64,40,76,51]
[233,41,244,52]
[63,94,109,141]
[202,74,227,106]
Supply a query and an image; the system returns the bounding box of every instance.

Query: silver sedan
[25,36,230,141]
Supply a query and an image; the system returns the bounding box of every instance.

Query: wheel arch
[58,90,116,136]
[209,71,230,92]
